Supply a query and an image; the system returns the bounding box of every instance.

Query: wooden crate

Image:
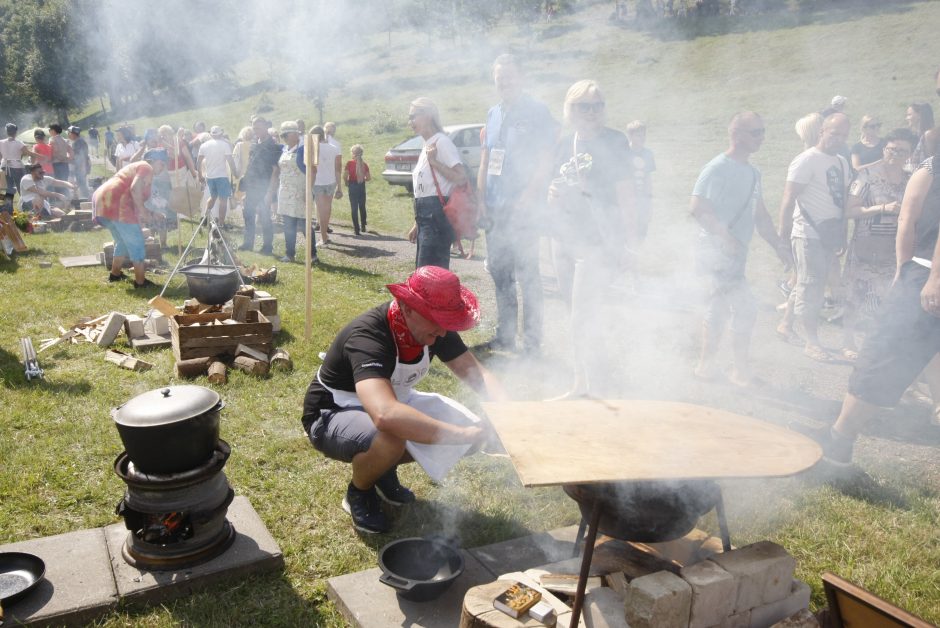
[171,310,272,360]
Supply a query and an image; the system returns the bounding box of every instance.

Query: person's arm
[342,162,350,186]
[333,154,343,198]
[21,145,44,161]
[182,147,197,177]
[265,164,279,210]
[777,180,806,242]
[920,207,940,317]
[896,167,932,273]
[690,194,740,253]
[924,128,939,159]
[846,191,899,219]
[225,153,239,180]
[443,351,509,401]
[363,162,372,182]
[426,140,467,185]
[195,154,206,182]
[39,177,75,194]
[476,146,489,216]
[851,152,863,171]
[129,142,146,163]
[754,197,792,266]
[355,377,482,445]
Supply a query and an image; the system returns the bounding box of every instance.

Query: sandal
[804,345,834,363]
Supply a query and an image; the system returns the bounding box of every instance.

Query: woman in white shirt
[406,97,466,269]
[310,125,342,246]
[114,127,140,170]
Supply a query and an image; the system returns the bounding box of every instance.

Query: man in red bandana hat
[303,266,507,534]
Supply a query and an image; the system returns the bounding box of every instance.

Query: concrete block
[96,311,126,347]
[268,313,281,333]
[147,312,170,336]
[106,495,283,604]
[710,541,796,613]
[584,587,631,628]
[749,580,810,628]
[0,528,117,626]
[770,608,819,628]
[327,549,494,628]
[719,610,751,627]
[625,570,691,628]
[124,314,145,339]
[470,530,574,576]
[681,559,736,628]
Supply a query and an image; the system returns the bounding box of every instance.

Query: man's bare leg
[351,431,408,490]
[695,322,722,379]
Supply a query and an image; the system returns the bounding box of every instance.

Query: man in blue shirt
[691,111,791,386]
[477,54,558,355]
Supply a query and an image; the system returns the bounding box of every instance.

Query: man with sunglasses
[478,54,558,355]
[691,112,791,386]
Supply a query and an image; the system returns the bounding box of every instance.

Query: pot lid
[113,385,221,427]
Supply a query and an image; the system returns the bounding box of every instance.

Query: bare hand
[884,201,901,215]
[407,224,417,243]
[425,141,438,165]
[921,278,940,317]
[334,189,342,199]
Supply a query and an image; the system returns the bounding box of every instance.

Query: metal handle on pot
[379,573,416,591]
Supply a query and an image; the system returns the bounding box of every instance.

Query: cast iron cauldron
[378,537,464,602]
[564,480,721,543]
[179,264,240,305]
[112,386,223,474]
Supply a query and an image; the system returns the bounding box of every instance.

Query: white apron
[316,347,480,482]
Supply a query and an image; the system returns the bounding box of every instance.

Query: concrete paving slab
[470,526,579,576]
[105,495,283,604]
[0,527,117,627]
[327,550,494,628]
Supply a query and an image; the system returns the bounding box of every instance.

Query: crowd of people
[2,56,939,533]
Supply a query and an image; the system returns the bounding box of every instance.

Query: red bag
[429,166,479,242]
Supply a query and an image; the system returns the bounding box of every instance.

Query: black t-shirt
[851,140,885,169]
[244,137,282,184]
[302,303,468,427]
[549,127,632,244]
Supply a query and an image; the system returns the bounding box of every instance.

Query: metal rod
[569,500,602,628]
[715,489,732,552]
[572,516,587,558]
[157,211,209,300]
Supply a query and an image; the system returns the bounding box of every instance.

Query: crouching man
[302,266,507,534]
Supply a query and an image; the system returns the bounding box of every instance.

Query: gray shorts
[314,183,336,197]
[307,407,377,462]
[790,237,834,316]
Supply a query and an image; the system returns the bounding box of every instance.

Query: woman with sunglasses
[546,79,635,398]
[841,128,915,359]
[406,97,467,269]
[850,115,885,172]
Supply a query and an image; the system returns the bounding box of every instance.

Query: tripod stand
[157,211,246,300]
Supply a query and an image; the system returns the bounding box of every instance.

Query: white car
[382,124,483,193]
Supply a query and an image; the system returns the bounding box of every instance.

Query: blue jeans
[414,195,453,270]
[241,180,273,251]
[281,215,317,260]
[348,182,367,233]
[485,210,543,350]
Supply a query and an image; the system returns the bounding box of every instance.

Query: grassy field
[3,1,940,625]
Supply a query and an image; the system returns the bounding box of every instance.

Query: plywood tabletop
[481,400,822,487]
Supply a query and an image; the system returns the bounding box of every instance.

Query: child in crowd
[343,144,371,235]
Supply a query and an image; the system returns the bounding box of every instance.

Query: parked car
[382,124,483,193]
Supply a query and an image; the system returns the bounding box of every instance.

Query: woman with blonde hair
[850,115,885,171]
[406,96,466,269]
[343,144,371,235]
[547,79,635,398]
[794,112,823,150]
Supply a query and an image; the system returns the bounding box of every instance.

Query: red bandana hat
[386,266,481,332]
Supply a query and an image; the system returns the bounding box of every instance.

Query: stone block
[710,541,796,613]
[681,559,736,628]
[749,580,810,628]
[719,610,751,627]
[147,312,170,336]
[770,608,819,628]
[470,530,574,576]
[124,314,145,339]
[625,570,691,628]
[584,587,631,628]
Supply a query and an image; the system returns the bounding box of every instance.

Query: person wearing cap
[68,126,91,199]
[275,121,316,263]
[18,163,72,219]
[92,150,167,288]
[196,126,238,227]
[1,123,46,202]
[302,266,506,534]
[822,95,847,118]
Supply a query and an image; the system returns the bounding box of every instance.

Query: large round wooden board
[481,400,822,487]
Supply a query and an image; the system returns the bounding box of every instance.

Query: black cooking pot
[378,537,464,602]
[112,386,223,474]
[564,480,721,543]
[179,264,240,305]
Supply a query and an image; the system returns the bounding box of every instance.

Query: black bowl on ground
[378,537,464,602]
[179,264,240,305]
[0,552,46,606]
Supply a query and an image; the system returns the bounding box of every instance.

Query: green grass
[3,1,940,625]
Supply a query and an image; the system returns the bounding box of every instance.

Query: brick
[584,587,630,628]
[770,608,818,628]
[749,580,810,628]
[147,312,170,335]
[681,559,736,628]
[124,314,145,339]
[710,541,796,613]
[625,570,691,628]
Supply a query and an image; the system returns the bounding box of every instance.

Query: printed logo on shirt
[826,165,845,208]
[358,361,384,369]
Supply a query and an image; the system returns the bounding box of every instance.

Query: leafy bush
[256,92,274,114]
[368,109,402,135]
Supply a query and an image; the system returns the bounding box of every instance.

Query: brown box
[171,310,272,360]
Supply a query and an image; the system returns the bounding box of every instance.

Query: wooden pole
[303,132,319,340]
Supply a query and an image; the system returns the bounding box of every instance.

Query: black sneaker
[133,278,156,289]
[342,483,390,533]
[108,272,126,282]
[789,421,855,466]
[375,466,415,506]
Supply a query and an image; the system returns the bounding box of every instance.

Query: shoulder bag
[429,160,479,242]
